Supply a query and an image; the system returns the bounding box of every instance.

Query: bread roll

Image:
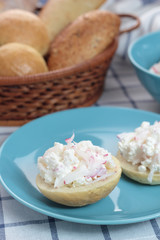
[0,9,50,56]
[117,151,160,185]
[36,156,121,207]
[39,0,106,41]
[48,10,120,70]
[0,43,48,76]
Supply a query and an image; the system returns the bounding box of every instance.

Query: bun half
[36,156,121,207]
[117,151,160,185]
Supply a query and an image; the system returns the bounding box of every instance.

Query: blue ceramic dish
[128,31,160,102]
[0,106,160,225]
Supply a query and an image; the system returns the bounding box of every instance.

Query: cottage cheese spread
[118,121,160,182]
[38,134,115,188]
[150,62,160,75]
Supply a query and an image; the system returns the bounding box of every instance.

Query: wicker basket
[0,14,140,126]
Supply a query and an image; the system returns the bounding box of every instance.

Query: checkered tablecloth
[1,0,160,240]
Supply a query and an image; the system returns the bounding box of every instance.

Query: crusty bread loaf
[39,0,106,41]
[0,9,50,56]
[36,156,121,207]
[48,10,120,70]
[0,43,48,76]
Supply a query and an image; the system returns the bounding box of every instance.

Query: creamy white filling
[118,121,160,182]
[38,135,115,188]
[150,62,160,75]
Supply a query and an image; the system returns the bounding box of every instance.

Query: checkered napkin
[1,0,160,240]
[103,0,160,58]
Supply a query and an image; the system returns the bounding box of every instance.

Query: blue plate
[0,106,160,225]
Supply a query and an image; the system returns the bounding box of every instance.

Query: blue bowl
[128,31,160,102]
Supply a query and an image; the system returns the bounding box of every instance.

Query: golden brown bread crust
[36,156,122,207]
[47,10,120,70]
[0,43,48,76]
[39,0,106,41]
[0,9,50,56]
[117,151,160,185]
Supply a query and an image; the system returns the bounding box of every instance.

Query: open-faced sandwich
[36,134,121,207]
[117,121,160,185]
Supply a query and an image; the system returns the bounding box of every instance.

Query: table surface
[1,0,160,239]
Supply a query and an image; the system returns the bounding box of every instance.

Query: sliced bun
[36,156,122,207]
[39,0,106,41]
[48,10,120,70]
[117,151,160,185]
[0,43,48,76]
[0,9,50,55]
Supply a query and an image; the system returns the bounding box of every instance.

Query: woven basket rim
[0,37,118,86]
